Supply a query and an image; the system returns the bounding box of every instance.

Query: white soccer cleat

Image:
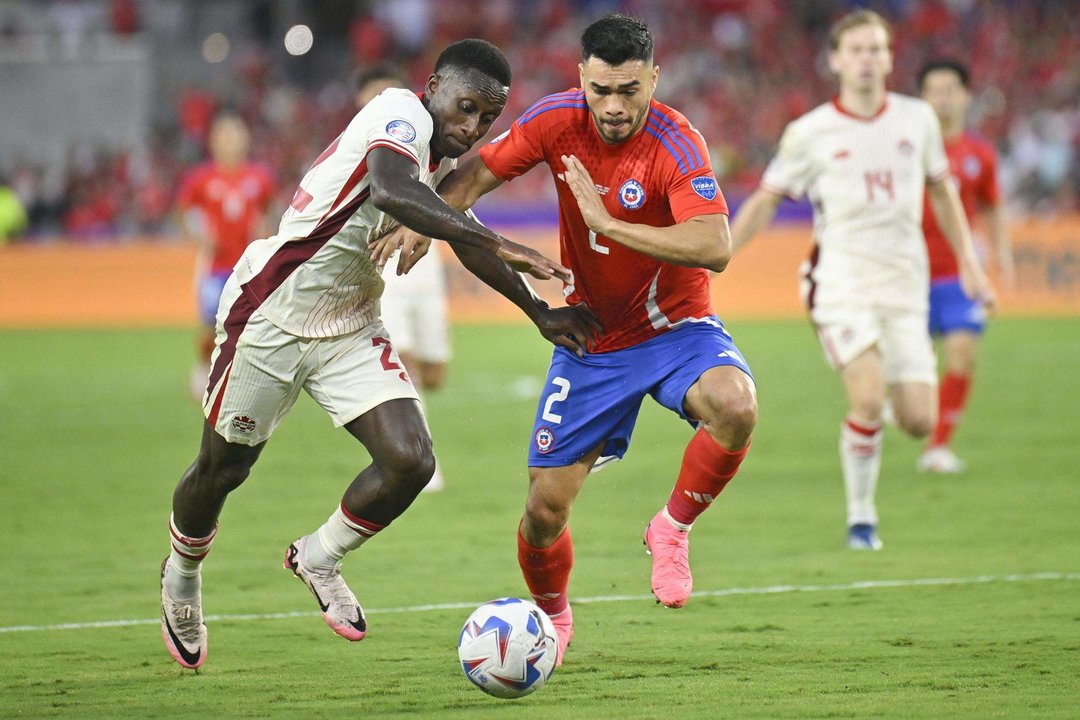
[917,446,966,474]
[284,537,367,641]
[160,558,207,669]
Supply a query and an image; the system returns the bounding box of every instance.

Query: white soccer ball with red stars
[457,597,558,699]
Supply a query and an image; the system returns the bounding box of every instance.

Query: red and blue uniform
[480,89,751,466]
[923,132,999,335]
[177,162,275,324]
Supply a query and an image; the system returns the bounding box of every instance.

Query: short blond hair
[828,9,891,51]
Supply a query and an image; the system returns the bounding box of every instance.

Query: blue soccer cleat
[847,523,883,550]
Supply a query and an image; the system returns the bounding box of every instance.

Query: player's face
[425,69,508,159]
[921,69,969,128]
[356,77,403,109]
[828,24,892,93]
[209,117,250,167]
[580,57,658,145]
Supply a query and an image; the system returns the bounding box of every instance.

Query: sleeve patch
[691,176,719,200]
[385,120,416,143]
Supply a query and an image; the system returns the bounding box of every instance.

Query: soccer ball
[457,597,558,699]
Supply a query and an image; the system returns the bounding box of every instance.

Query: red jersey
[177,162,275,272]
[480,89,728,352]
[922,132,1000,280]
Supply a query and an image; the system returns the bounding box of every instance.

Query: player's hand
[960,260,998,315]
[534,303,603,357]
[560,154,612,234]
[369,225,432,275]
[495,238,573,283]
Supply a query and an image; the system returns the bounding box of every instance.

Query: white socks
[165,514,217,600]
[301,505,384,573]
[840,416,883,526]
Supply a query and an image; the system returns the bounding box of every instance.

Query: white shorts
[810,304,937,385]
[380,260,451,363]
[203,310,419,446]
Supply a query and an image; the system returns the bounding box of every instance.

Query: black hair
[581,13,653,65]
[434,38,511,87]
[918,59,970,90]
[353,64,406,93]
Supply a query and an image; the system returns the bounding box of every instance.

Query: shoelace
[170,602,203,637]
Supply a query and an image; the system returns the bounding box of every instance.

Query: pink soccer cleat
[284,537,367,641]
[160,558,207,669]
[643,510,693,608]
[549,605,574,667]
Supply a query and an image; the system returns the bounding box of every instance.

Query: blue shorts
[928,277,986,336]
[528,318,753,467]
[199,270,232,327]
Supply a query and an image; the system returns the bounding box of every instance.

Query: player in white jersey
[731,10,994,550]
[160,40,600,670]
[355,66,451,492]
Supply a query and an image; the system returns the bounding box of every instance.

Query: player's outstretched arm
[367,147,568,282]
[730,187,784,255]
[559,155,731,271]
[927,177,996,311]
[435,156,505,212]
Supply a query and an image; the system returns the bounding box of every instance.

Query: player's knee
[898,413,934,439]
[193,453,252,496]
[700,380,758,447]
[851,396,885,424]
[378,434,435,486]
[523,489,570,539]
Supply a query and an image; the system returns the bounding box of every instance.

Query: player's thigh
[941,330,980,375]
[528,347,647,468]
[204,311,309,446]
[304,320,420,430]
[839,346,888,420]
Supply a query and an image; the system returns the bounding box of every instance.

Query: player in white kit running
[731,10,995,550]
[159,40,599,670]
[355,66,452,491]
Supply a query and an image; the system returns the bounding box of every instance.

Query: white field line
[2,572,1076,635]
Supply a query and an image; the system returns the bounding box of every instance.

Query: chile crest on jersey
[618,179,646,210]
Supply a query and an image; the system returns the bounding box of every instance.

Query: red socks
[517,526,573,616]
[665,430,749,526]
[930,372,971,448]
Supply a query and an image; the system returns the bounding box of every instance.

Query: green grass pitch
[1,318,1077,718]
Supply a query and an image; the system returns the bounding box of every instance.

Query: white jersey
[762,93,949,311]
[231,88,455,338]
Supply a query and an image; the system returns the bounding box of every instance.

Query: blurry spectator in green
[0,175,29,243]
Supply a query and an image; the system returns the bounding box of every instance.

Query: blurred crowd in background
[1,0,1078,242]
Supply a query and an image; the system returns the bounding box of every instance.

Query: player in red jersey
[176,111,275,399]
[917,59,1013,473]
[398,15,756,664]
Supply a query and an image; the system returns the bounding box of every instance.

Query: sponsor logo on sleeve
[385,120,417,143]
[691,175,719,200]
[618,179,646,210]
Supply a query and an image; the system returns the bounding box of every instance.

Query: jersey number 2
[588,229,610,255]
[372,337,408,382]
[541,377,571,423]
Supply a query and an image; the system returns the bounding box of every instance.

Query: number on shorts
[541,377,571,424]
[372,337,407,381]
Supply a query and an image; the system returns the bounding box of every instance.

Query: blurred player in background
[412,14,756,665]
[732,10,995,550]
[356,65,451,492]
[917,59,1013,474]
[176,111,275,399]
[160,40,588,670]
